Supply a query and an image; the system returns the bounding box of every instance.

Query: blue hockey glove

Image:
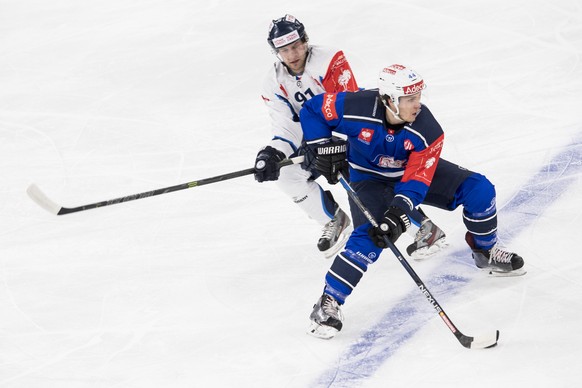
[368,206,411,248]
[301,137,348,185]
[254,146,286,182]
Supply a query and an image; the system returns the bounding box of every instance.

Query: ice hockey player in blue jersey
[300,64,526,339]
[253,15,446,260]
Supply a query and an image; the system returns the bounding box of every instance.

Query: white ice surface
[1,0,581,387]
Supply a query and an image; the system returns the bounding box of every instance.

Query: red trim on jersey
[311,76,324,89]
[401,134,444,185]
[279,84,289,98]
[321,51,359,92]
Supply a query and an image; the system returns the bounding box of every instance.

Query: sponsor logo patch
[378,155,405,168]
[272,30,301,48]
[293,195,308,204]
[321,93,338,120]
[403,80,425,95]
[317,143,347,155]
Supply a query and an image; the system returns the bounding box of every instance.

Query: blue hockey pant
[324,159,498,304]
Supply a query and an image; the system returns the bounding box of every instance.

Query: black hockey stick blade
[27,156,304,216]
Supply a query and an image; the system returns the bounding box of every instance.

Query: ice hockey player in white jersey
[253,14,358,258]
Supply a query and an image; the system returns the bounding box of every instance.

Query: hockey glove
[302,137,348,185]
[368,206,411,248]
[254,146,286,182]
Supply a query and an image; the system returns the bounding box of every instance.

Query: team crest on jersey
[338,70,352,91]
[377,155,405,168]
[358,128,374,144]
[404,139,414,151]
[425,157,436,169]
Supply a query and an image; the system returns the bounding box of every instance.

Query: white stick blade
[470,330,500,349]
[26,184,62,215]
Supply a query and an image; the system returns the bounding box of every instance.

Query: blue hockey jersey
[299,89,445,211]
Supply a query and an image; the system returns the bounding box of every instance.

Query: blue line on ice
[314,137,582,387]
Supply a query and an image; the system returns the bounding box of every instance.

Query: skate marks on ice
[313,137,582,387]
[500,137,582,235]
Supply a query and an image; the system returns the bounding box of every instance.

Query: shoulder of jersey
[411,104,437,125]
[262,61,286,93]
[344,89,380,103]
[343,89,383,118]
[305,45,344,73]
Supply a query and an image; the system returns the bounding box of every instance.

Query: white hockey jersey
[261,46,359,157]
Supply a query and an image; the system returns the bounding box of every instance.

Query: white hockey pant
[276,163,336,226]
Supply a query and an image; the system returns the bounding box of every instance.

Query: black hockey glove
[301,137,348,185]
[254,146,286,182]
[368,206,411,248]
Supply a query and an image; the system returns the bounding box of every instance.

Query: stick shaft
[337,174,496,349]
[28,156,304,216]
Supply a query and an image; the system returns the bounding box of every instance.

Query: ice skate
[466,232,526,277]
[307,294,344,339]
[317,208,352,259]
[406,218,448,259]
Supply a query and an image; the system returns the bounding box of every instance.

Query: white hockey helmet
[378,64,426,112]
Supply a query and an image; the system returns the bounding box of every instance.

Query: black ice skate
[307,294,344,339]
[317,208,352,259]
[406,218,448,259]
[465,232,526,277]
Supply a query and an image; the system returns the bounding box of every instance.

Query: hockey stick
[27,156,305,216]
[337,173,499,349]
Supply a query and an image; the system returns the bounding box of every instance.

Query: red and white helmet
[378,64,426,111]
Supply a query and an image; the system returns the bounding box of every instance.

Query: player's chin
[289,61,303,71]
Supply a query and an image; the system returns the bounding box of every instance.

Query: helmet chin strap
[382,97,405,123]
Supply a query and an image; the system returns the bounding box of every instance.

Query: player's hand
[302,137,348,184]
[368,207,410,248]
[254,146,286,182]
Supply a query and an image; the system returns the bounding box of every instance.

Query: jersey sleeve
[320,50,359,93]
[260,68,303,157]
[390,108,445,212]
[299,92,348,143]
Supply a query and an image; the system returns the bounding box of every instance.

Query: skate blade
[484,267,527,277]
[321,225,353,259]
[307,321,339,339]
[409,237,448,260]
